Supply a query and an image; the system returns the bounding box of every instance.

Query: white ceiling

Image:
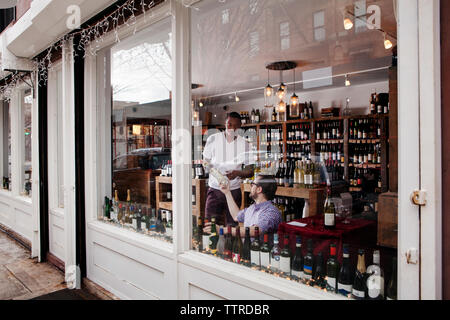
[190,0,397,104]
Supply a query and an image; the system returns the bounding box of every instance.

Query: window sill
[87,220,174,259]
[0,191,32,206]
[178,251,348,300]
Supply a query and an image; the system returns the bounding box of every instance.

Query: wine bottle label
[132,218,137,230]
[352,289,365,299]
[280,256,290,274]
[327,277,337,289]
[367,274,384,299]
[324,213,335,226]
[303,265,313,280]
[166,227,173,237]
[261,252,270,268]
[271,255,280,271]
[338,284,352,296]
[232,253,241,264]
[202,235,210,250]
[251,250,260,266]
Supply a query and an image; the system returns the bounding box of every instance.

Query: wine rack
[241,113,390,193]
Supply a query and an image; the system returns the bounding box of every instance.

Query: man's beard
[250,191,257,201]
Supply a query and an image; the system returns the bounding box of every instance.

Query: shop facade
[0,0,445,300]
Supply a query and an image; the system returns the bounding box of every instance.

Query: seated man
[205,175,282,238]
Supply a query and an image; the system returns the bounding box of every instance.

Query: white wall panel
[87,225,177,300]
[0,193,33,242]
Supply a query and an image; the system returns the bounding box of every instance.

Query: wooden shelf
[241,183,326,217]
[349,139,381,144]
[155,176,207,217]
[315,139,344,144]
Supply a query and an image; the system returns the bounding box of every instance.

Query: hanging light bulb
[199,101,204,108]
[290,93,299,107]
[265,84,274,97]
[345,74,351,87]
[277,100,287,113]
[235,92,240,102]
[384,33,393,50]
[277,86,286,100]
[290,68,300,118]
[344,18,353,30]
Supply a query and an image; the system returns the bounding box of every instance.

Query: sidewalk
[0,230,68,300]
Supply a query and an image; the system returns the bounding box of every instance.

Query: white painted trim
[397,0,421,300]
[178,252,347,300]
[62,39,77,288]
[418,0,442,300]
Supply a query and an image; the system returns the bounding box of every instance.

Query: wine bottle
[366,250,385,300]
[270,234,281,272]
[149,208,157,234]
[202,218,210,252]
[326,243,339,293]
[232,226,243,264]
[250,227,261,269]
[224,225,233,261]
[242,227,251,266]
[165,210,172,239]
[159,210,166,234]
[141,207,148,232]
[136,205,143,232]
[303,239,314,282]
[260,233,271,269]
[352,249,368,300]
[104,196,111,219]
[386,256,397,300]
[280,235,291,276]
[313,252,327,289]
[338,244,353,296]
[217,227,225,258]
[209,217,219,255]
[291,236,304,280]
[324,187,336,229]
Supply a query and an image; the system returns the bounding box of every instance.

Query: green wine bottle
[209,217,219,255]
[250,227,261,269]
[326,243,339,293]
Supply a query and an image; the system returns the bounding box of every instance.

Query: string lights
[0,0,163,100]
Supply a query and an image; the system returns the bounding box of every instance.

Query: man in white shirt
[203,112,255,227]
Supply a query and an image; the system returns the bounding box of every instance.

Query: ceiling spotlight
[384,33,393,50]
[345,74,351,87]
[344,18,353,30]
[199,101,204,108]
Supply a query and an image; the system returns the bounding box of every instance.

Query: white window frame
[80,0,440,300]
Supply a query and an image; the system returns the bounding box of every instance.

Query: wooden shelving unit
[155,176,207,217]
[241,183,326,217]
[241,113,390,193]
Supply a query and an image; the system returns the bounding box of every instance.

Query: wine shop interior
[100,0,399,300]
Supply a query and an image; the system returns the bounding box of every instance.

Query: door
[46,64,66,270]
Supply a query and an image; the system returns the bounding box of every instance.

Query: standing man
[203,112,255,227]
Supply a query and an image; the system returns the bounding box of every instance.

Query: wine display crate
[377,192,398,248]
[155,176,207,217]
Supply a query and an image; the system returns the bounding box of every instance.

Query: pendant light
[345,74,351,87]
[277,70,287,100]
[290,68,299,118]
[384,32,393,50]
[264,69,274,108]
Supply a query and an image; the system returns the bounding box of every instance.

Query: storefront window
[191,0,398,300]
[22,91,32,197]
[2,101,11,191]
[99,18,174,243]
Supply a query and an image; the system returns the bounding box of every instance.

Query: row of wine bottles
[102,190,173,241]
[193,218,396,300]
[349,118,382,140]
[316,121,343,140]
[349,143,382,165]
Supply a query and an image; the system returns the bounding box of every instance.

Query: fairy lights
[0,0,165,100]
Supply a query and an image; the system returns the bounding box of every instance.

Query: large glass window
[191,0,398,300]
[2,101,11,191]
[22,90,32,197]
[99,18,174,243]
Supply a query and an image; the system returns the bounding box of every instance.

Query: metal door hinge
[411,190,427,206]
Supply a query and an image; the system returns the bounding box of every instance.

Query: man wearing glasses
[204,175,282,238]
